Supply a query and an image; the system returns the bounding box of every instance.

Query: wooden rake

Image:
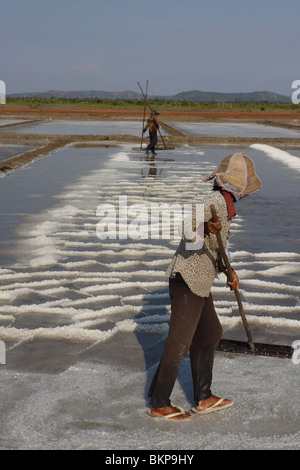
[210,204,255,351]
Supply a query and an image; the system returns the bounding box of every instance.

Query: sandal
[148,405,193,420]
[192,398,233,415]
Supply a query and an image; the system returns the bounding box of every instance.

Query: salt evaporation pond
[3,119,166,137]
[0,142,299,344]
[0,141,299,450]
[0,143,37,163]
[0,119,30,127]
[168,121,300,138]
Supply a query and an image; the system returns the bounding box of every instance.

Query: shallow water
[168,122,300,138]
[2,120,166,137]
[0,146,112,254]
[0,143,299,349]
[0,119,29,126]
[0,143,37,163]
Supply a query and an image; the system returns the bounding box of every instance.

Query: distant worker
[142,110,160,158]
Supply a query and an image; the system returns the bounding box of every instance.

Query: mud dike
[1,110,300,174]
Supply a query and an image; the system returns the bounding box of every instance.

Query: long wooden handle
[140,80,148,150]
[210,205,234,282]
[210,204,255,351]
[137,80,167,149]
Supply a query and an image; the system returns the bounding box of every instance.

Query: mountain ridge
[8,89,290,103]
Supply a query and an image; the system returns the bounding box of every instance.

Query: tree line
[5,96,299,111]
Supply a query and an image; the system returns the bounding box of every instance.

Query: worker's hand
[207,217,222,234]
[226,269,239,291]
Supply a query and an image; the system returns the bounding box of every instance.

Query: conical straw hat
[202,153,262,196]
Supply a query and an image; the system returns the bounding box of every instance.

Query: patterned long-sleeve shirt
[166,191,231,297]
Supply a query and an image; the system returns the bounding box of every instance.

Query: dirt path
[1,105,300,121]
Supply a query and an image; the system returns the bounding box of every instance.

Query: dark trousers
[146,134,157,154]
[148,276,222,408]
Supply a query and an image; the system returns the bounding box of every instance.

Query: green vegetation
[5,96,300,112]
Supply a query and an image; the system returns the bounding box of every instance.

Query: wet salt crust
[0,355,299,450]
[0,140,299,450]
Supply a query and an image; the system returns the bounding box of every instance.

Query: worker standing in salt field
[147,153,262,420]
[142,110,160,158]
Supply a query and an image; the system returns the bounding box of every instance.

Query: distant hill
[171,90,290,103]
[9,89,143,100]
[8,89,290,103]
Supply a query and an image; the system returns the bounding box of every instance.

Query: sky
[0,0,299,97]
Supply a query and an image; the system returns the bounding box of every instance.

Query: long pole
[210,204,255,352]
[140,80,148,150]
[137,81,167,149]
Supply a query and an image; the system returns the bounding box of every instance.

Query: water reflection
[130,152,175,180]
[141,161,163,179]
